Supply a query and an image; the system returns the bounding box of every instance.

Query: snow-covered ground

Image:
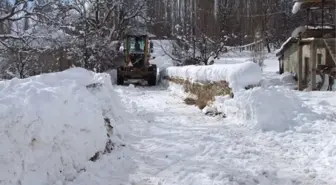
[112,73,336,184]
[110,49,336,184]
[2,42,336,185]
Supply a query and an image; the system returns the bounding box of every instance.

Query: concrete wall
[281,38,336,90]
[326,48,335,67]
[302,44,310,83]
[283,42,330,85]
[283,43,298,75]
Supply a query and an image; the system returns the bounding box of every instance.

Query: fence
[226,39,265,52]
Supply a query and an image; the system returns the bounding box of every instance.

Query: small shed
[276,0,336,91]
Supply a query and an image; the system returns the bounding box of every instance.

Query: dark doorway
[304,57,310,85]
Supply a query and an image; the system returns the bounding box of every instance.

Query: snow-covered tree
[0,0,150,78]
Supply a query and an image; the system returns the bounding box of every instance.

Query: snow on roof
[290,25,334,39]
[292,2,303,14]
[275,23,334,56]
[275,37,297,56]
[292,0,336,14]
[291,26,307,38]
[307,25,335,29]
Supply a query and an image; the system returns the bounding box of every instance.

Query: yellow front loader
[117,32,157,86]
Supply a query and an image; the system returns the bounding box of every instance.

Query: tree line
[0,0,334,78]
[147,0,305,47]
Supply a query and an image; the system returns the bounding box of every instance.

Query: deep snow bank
[0,68,120,185]
[214,86,320,132]
[164,62,262,92]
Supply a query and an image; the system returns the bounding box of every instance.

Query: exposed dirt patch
[184,97,197,105]
[165,77,233,109]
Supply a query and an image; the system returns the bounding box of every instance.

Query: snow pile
[105,69,117,84]
[261,72,297,89]
[165,81,198,100]
[279,72,296,83]
[0,68,120,185]
[215,86,320,132]
[292,2,303,14]
[164,62,262,92]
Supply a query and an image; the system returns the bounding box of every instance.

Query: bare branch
[0,34,22,40]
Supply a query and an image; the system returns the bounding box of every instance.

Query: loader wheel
[147,65,157,86]
[117,69,124,85]
[148,73,156,86]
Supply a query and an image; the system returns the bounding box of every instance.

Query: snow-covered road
[3,42,335,185]
[113,84,334,185]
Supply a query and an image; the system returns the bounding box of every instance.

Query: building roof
[275,37,298,57]
[276,23,335,57]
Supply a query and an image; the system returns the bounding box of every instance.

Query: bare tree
[1,0,333,77]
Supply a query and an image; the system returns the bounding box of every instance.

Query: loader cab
[123,34,153,68]
[117,33,157,86]
[127,36,145,54]
[124,35,153,54]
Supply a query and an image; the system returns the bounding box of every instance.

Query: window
[128,37,145,53]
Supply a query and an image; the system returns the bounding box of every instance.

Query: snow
[114,76,336,184]
[119,48,336,184]
[208,54,319,132]
[2,39,336,185]
[164,62,262,93]
[207,56,215,65]
[115,44,336,184]
[292,2,303,14]
[275,37,295,55]
[288,25,334,40]
[215,86,320,132]
[149,40,174,70]
[0,67,129,185]
[291,26,307,38]
[307,25,335,29]
[133,51,334,184]
[105,69,117,84]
